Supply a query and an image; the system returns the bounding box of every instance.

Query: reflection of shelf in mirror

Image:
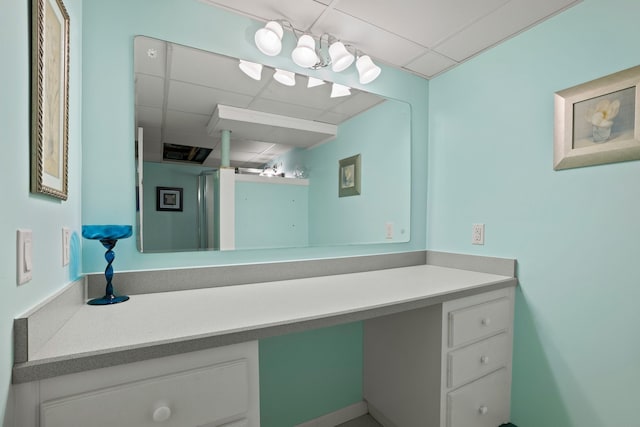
[207,104,337,148]
[235,174,309,186]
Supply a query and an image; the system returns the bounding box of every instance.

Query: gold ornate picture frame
[31,0,70,200]
[554,65,640,170]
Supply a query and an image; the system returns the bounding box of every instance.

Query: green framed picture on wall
[339,154,361,197]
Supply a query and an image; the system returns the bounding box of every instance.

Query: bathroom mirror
[134,36,411,252]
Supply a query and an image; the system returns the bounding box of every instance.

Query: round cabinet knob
[153,405,172,422]
[478,405,489,415]
[480,355,490,364]
[481,317,491,326]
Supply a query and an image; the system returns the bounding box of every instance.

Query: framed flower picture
[553,65,640,170]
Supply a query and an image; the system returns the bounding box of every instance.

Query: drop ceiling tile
[330,0,509,47]
[404,50,458,78]
[136,106,163,128]
[199,0,327,30]
[167,81,255,115]
[310,9,425,66]
[259,76,344,111]
[435,0,581,62]
[164,110,211,134]
[135,74,165,108]
[170,44,270,95]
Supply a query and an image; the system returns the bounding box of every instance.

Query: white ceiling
[200,0,581,79]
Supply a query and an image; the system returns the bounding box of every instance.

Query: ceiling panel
[404,51,458,78]
[134,37,166,77]
[330,0,510,47]
[198,0,327,29]
[167,81,255,115]
[135,75,165,108]
[434,0,580,61]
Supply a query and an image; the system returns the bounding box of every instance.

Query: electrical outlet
[472,223,485,245]
[385,222,394,240]
[62,227,71,266]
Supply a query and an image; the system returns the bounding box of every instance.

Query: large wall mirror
[134,36,411,253]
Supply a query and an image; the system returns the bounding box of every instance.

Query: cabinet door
[41,359,250,427]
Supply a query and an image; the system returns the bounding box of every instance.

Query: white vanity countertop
[14,263,516,382]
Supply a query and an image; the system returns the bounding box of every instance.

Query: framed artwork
[554,65,640,170]
[156,187,183,211]
[339,154,361,197]
[31,0,70,200]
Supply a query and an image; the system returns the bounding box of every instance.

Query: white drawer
[41,359,250,427]
[447,333,509,389]
[448,297,510,347]
[446,368,510,427]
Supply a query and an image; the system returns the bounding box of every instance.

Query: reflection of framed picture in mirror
[31,0,70,200]
[156,187,183,211]
[554,65,640,170]
[339,154,361,197]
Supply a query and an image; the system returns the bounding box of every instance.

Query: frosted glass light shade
[273,69,296,86]
[330,83,351,98]
[307,77,325,88]
[254,21,283,56]
[328,41,355,72]
[356,55,381,84]
[238,60,263,81]
[291,35,319,68]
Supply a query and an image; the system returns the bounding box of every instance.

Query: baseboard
[295,401,369,427]
[367,403,399,427]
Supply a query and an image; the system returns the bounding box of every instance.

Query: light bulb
[291,35,319,68]
[254,21,283,56]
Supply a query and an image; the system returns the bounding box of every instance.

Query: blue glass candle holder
[82,225,132,305]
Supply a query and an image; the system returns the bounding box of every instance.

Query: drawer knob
[478,405,489,415]
[481,317,491,326]
[153,405,172,422]
[480,355,490,364]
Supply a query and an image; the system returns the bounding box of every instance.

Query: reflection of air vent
[162,143,212,164]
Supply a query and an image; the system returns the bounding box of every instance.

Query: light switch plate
[17,229,33,285]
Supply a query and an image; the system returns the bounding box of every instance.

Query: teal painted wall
[427,0,640,425]
[307,99,412,245]
[142,162,202,251]
[0,0,83,424]
[81,1,427,426]
[235,180,309,250]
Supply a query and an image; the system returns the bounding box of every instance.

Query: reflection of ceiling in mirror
[134,36,385,169]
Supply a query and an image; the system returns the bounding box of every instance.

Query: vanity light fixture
[238,60,263,81]
[252,19,381,84]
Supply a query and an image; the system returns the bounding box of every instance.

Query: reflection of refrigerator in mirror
[136,127,144,252]
[198,171,217,250]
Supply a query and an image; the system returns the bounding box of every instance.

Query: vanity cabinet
[13,342,259,427]
[364,287,514,427]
